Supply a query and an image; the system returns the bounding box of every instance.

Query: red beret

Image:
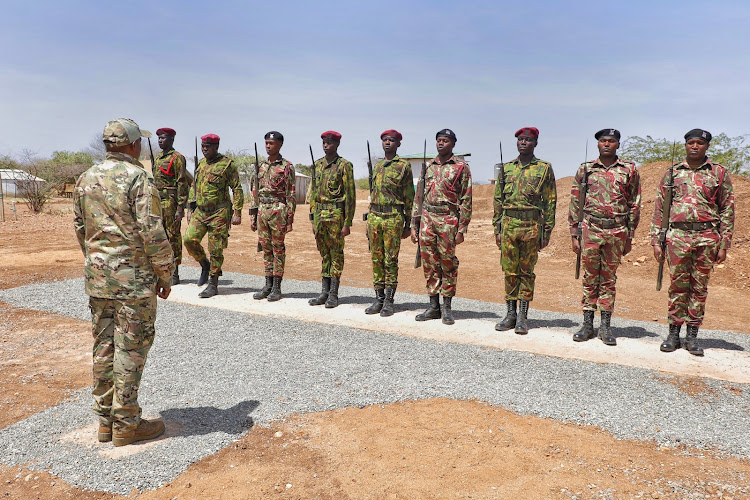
[380,129,402,141]
[156,127,176,136]
[321,130,342,141]
[201,134,220,144]
[515,127,539,139]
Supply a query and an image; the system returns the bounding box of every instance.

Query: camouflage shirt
[73,152,174,299]
[650,157,735,250]
[568,157,641,238]
[247,157,297,226]
[153,148,189,210]
[370,155,415,224]
[310,155,356,227]
[492,156,557,240]
[189,153,244,213]
[412,154,472,234]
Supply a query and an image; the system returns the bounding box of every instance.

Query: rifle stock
[309,145,316,223]
[575,141,589,280]
[189,137,198,212]
[364,140,372,221]
[496,141,505,255]
[656,142,677,291]
[414,140,427,268]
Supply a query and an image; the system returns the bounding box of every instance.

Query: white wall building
[0,169,47,196]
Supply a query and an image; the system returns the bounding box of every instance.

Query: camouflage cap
[102,118,152,147]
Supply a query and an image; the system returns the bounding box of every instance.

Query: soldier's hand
[286,224,293,234]
[495,233,502,249]
[624,239,633,256]
[231,214,242,225]
[251,222,257,232]
[410,227,418,244]
[186,211,191,223]
[571,236,581,254]
[716,248,727,264]
[455,232,465,245]
[653,245,664,262]
[175,210,184,223]
[157,284,171,299]
[341,226,351,237]
[401,227,410,239]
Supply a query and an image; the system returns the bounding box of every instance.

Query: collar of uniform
[591,156,623,169]
[512,156,539,166]
[106,151,143,167]
[678,157,712,171]
[206,153,225,165]
[383,154,401,165]
[265,156,285,165]
[430,154,456,166]
[158,148,175,158]
[324,155,341,167]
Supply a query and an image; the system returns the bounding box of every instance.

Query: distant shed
[0,169,46,196]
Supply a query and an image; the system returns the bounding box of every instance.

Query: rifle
[656,142,677,291]
[495,141,505,253]
[364,140,373,251]
[188,137,198,212]
[414,139,427,268]
[308,145,316,222]
[574,141,589,279]
[254,142,261,252]
[147,137,156,172]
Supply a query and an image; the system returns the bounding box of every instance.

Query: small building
[240,171,311,205]
[0,169,47,197]
[397,153,471,181]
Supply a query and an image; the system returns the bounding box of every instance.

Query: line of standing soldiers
[153,126,734,356]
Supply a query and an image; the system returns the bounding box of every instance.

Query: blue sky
[2,0,749,181]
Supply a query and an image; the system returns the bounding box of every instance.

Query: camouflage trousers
[367,212,405,288]
[314,208,345,278]
[160,191,183,266]
[258,202,290,277]
[580,223,627,312]
[500,217,540,301]
[184,206,231,276]
[418,210,459,297]
[667,235,718,327]
[89,295,156,433]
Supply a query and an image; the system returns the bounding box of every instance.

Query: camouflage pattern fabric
[650,158,735,326]
[569,157,641,312]
[90,295,156,432]
[153,148,189,265]
[184,206,232,276]
[412,155,472,297]
[313,209,345,278]
[500,217,540,301]
[73,152,174,299]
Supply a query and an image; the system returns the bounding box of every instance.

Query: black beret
[684,128,712,143]
[436,128,457,142]
[595,128,621,141]
[265,131,284,142]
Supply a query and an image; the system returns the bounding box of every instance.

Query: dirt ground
[2,164,750,499]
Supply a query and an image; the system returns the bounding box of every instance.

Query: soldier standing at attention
[153,127,189,285]
[569,129,641,346]
[651,129,734,356]
[184,134,243,298]
[249,131,296,302]
[364,129,415,316]
[73,118,173,446]
[493,127,556,335]
[410,129,472,325]
[308,131,356,309]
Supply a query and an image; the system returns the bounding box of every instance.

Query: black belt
[671,221,716,231]
[505,208,539,221]
[259,196,285,204]
[585,214,628,229]
[423,203,456,215]
[316,202,344,210]
[370,204,403,214]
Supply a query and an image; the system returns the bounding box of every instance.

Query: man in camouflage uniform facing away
[184,133,243,298]
[651,128,734,356]
[493,127,556,335]
[410,128,472,325]
[569,129,641,346]
[153,127,189,285]
[308,130,355,308]
[248,131,296,301]
[364,129,415,317]
[73,118,173,447]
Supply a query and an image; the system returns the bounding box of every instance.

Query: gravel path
[1,270,749,494]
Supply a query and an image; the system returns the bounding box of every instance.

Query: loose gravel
[1,269,748,494]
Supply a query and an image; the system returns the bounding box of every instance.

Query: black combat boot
[573,310,596,341]
[197,259,210,286]
[514,300,530,335]
[198,274,218,298]
[660,323,681,352]
[380,287,396,317]
[684,325,704,356]
[309,277,331,306]
[325,278,340,308]
[441,296,455,325]
[254,276,273,300]
[598,310,616,346]
[170,266,180,286]
[495,300,517,331]
[267,276,282,302]
[415,295,441,321]
[365,288,385,315]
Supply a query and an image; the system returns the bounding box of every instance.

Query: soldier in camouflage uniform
[308,130,356,309]
[248,131,296,302]
[569,129,641,346]
[410,128,472,325]
[493,127,556,335]
[364,129,415,317]
[184,134,243,298]
[73,118,173,447]
[651,128,734,356]
[153,127,189,285]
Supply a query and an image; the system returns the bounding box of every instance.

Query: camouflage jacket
[650,157,735,250]
[412,154,472,234]
[189,153,244,214]
[153,148,189,210]
[568,157,641,238]
[247,157,297,226]
[370,155,415,225]
[310,155,356,227]
[492,156,556,240]
[73,152,174,299]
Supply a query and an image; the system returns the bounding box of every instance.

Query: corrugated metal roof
[0,169,46,182]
